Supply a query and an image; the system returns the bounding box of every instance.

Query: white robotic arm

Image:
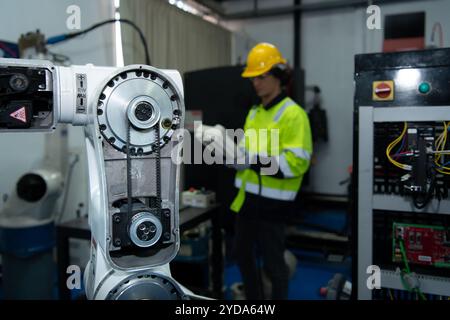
[0,57,198,300]
[0,169,63,227]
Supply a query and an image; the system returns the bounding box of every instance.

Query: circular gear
[97,67,182,155]
[107,272,184,300]
[129,211,162,248]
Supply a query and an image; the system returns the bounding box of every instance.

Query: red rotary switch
[374,82,392,99]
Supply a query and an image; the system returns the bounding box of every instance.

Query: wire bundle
[386,122,412,171]
[434,122,450,175]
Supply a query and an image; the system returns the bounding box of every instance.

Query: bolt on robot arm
[0,57,201,300]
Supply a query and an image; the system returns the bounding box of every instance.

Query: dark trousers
[233,193,290,300]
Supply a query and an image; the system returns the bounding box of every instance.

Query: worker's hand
[194,124,254,168]
[194,124,228,163]
[203,125,225,145]
[194,124,224,146]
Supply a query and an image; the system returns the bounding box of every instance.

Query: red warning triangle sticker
[10,107,27,123]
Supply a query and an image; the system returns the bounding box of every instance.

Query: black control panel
[355,49,450,108]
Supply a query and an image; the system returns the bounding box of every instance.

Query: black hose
[57,154,80,224]
[50,19,151,65]
[412,175,436,209]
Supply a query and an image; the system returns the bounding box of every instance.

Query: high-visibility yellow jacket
[231,96,313,213]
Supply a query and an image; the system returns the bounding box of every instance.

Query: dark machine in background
[183,65,256,213]
[353,48,450,300]
[176,66,257,291]
[307,85,328,143]
[383,12,425,52]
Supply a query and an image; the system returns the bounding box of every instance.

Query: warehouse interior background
[0,0,450,301]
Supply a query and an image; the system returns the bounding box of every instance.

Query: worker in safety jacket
[230,42,313,300]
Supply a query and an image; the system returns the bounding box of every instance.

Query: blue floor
[224,250,352,300]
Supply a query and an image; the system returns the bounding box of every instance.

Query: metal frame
[197,0,424,20]
[381,270,450,296]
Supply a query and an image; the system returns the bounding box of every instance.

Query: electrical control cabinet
[354,49,450,300]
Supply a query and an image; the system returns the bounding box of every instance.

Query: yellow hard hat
[242,42,287,78]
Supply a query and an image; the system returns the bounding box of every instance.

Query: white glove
[194,124,246,165]
[203,124,225,145]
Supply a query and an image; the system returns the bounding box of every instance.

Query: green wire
[399,240,411,273]
[398,239,427,300]
[417,289,427,300]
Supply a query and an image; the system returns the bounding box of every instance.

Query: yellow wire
[434,122,450,174]
[385,122,450,175]
[436,168,450,175]
[386,122,410,170]
[436,122,447,162]
[386,126,406,169]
